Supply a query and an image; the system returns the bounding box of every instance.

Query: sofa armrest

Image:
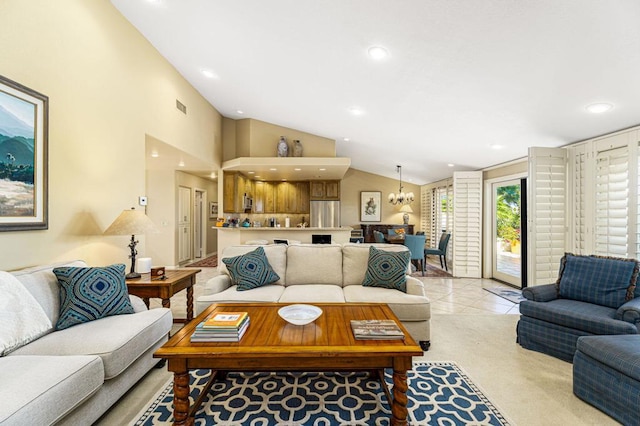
[202,274,232,296]
[615,297,640,324]
[129,295,148,313]
[522,283,558,302]
[405,276,426,298]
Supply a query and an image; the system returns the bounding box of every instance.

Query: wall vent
[176,99,187,114]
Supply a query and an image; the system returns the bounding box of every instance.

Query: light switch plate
[139,196,148,206]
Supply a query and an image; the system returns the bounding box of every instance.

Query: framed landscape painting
[0,75,48,231]
[360,191,381,222]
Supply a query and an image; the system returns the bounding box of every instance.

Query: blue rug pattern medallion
[134,362,509,425]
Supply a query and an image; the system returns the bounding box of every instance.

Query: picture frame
[360,191,381,222]
[209,201,218,218]
[0,75,48,231]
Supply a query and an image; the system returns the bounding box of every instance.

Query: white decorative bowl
[278,304,323,325]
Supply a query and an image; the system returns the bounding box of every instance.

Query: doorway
[492,179,523,287]
[193,189,206,259]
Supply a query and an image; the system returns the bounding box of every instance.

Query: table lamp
[400,204,413,225]
[104,207,158,279]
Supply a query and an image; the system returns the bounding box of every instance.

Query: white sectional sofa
[0,260,173,426]
[195,243,431,349]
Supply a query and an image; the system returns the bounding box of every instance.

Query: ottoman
[573,334,640,425]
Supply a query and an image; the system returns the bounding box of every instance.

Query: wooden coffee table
[154,302,423,426]
[126,269,200,323]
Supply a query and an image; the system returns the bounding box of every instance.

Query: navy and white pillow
[362,246,410,293]
[53,264,134,330]
[222,246,280,291]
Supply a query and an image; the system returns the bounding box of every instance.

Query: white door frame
[193,188,207,259]
[483,172,527,279]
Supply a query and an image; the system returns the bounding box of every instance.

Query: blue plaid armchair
[516,253,640,362]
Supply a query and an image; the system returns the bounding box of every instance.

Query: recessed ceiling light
[247,171,255,174]
[343,137,350,142]
[254,175,261,178]
[368,46,389,61]
[178,161,185,167]
[490,144,504,150]
[348,107,364,116]
[200,69,218,79]
[282,179,287,181]
[269,168,277,171]
[319,168,326,171]
[210,172,216,179]
[150,151,159,158]
[294,168,301,171]
[586,102,613,113]
[448,163,454,167]
[236,109,244,115]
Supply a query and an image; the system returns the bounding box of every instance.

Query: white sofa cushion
[11,260,87,328]
[342,243,411,286]
[196,284,285,315]
[0,355,103,426]
[219,245,287,285]
[0,271,52,356]
[285,244,343,286]
[279,284,346,303]
[9,308,172,380]
[343,285,430,322]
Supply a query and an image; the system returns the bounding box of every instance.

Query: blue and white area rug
[133,362,510,425]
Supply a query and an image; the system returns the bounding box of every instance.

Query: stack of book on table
[191,311,250,342]
[350,319,405,340]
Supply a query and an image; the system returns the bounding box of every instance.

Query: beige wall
[0,0,222,270]
[483,160,527,180]
[224,118,336,159]
[341,168,422,230]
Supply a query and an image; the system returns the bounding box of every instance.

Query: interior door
[178,186,191,263]
[193,190,204,259]
[492,179,522,287]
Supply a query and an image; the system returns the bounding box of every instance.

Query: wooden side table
[125,268,201,323]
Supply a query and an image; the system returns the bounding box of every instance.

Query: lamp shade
[400,204,413,213]
[104,208,157,236]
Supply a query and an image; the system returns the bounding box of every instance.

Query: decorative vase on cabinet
[277,136,288,157]
[293,139,303,157]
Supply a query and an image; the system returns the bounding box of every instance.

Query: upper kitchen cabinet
[223,172,254,213]
[253,181,277,214]
[276,182,310,214]
[310,180,340,201]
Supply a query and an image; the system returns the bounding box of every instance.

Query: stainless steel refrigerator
[310,201,340,228]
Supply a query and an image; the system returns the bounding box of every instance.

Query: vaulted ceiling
[112,0,640,185]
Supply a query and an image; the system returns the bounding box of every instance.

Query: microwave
[243,194,253,210]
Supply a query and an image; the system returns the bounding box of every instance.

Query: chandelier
[388,165,414,205]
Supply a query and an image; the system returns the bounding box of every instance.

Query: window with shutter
[527,147,567,286]
[570,145,588,254]
[594,146,629,257]
[452,171,482,278]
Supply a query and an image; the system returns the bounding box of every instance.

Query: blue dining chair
[404,234,426,276]
[425,232,451,271]
[373,230,386,243]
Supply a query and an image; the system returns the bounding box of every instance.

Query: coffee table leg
[173,370,192,426]
[162,298,171,309]
[391,367,409,426]
[186,285,194,322]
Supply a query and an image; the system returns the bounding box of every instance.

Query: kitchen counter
[214,226,353,253]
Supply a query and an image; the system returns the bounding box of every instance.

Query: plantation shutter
[421,186,433,246]
[569,144,588,254]
[452,171,482,277]
[594,145,629,257]
[528,147,567,285]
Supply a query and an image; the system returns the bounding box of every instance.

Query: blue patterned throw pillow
[53,264,134,330]
[222,246,280,291]
[362,246,410,292]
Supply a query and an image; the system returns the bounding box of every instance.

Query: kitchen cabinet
[253,181,277,214]
[223,172,254,213]
[276,182,310,214]
[310,180,340,200]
